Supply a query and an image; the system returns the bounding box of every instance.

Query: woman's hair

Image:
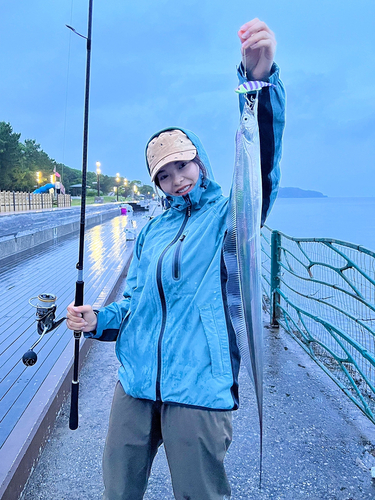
[154,155,208,189]
[194,155,208,180]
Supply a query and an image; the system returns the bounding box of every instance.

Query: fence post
[270,230,281,327]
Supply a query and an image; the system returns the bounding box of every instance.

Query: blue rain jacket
[87,63,286,410]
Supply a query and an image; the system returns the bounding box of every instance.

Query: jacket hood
[145,127,222,211]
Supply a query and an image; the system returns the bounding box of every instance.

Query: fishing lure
[224,92,264,482]
[235,80,275,94]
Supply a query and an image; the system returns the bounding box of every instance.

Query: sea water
[265,197,375,253]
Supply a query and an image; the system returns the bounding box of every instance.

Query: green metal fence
[261,225,375,423]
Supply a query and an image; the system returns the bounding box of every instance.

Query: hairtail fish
[223,91,264,484]
[235,80,275,94]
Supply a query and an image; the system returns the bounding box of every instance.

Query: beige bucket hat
[147,130,197,182]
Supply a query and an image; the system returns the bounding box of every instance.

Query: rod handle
[69,381,79,430]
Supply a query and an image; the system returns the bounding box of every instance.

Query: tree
[139,184,155,197]
[20,139,55,191]
[59,165,82,193]
[0,122,22,191]
[98,174,115,195]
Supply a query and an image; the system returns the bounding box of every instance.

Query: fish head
[240,101,258,143]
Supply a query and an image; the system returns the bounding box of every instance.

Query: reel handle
[22,350,38,366]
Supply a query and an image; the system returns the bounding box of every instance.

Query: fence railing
[261,225,375,424]
[0,191,71,212]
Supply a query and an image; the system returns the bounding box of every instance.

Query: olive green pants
[102,382,232,500]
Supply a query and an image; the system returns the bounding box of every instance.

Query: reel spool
[22,293,66,366]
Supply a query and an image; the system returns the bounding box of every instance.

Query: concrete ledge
[0,243,135,500]
[0,209,118,262]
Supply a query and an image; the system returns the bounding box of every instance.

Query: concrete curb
[0,209,119,262]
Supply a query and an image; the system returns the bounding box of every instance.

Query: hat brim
[151,150,197,182]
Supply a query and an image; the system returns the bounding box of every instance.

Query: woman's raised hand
[238,19,276,81]
[66,302,97,333]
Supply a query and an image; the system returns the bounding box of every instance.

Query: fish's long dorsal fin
[235,80,275,94]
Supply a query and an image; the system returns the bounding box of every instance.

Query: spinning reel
[22,293,66,366]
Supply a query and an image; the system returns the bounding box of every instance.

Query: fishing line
[243,36,248,81]
[61,0,75,184]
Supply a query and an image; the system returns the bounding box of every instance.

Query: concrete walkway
[19,281,375,499]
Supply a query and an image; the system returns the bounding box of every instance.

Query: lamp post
[133,184,137,200]
[116,173,120,202]
[96,161,101,197]
[36,171,41,188]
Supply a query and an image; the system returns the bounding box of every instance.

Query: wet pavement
[19,282,375,499]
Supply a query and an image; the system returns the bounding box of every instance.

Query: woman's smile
[175,184,192,195]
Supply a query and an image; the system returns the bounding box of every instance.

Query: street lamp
[116,173,120,202]
[133,184,137,200]
[96,161,101,197]
[36,171,41,188]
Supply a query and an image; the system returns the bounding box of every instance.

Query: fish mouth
[174,184,192,196]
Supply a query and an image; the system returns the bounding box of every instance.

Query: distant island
[278,187,327,198]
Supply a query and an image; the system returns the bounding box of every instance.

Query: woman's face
[156,160,200,196]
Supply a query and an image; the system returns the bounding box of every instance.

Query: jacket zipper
[155,201,191,401]
[172,234,186,280]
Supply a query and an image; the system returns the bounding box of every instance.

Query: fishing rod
[22,0,94,431]
[66,0,94,431]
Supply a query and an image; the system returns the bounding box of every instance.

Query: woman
[67,18,285,500]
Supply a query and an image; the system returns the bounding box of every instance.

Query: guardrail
[261,225,375,424]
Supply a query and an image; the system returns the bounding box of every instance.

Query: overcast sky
[1,0,374,197]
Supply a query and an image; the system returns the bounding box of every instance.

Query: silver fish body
[224,96,263,471]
